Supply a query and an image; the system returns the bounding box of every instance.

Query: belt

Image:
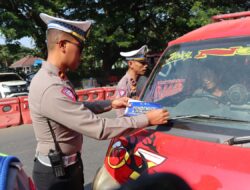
[36,152,78,167]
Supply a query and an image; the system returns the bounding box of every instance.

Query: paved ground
[0,110,116,189]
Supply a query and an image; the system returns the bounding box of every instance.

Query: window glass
[142,37,250,125]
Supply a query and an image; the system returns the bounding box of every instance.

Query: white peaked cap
[120,45,148,61]
[40,13,92,42]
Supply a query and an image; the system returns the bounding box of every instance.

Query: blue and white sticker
[124,100,163,116]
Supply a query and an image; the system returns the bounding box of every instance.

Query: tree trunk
[101,44,120,85]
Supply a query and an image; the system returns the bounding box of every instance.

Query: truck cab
[93,11,250,190]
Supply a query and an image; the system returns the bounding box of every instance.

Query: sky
[0,35,34,48]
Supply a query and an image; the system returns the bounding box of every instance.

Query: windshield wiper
[225,136,250,145]
[171,114,250,123]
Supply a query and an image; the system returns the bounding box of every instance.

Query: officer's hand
[146,109,169,125]
[111,97,130,109]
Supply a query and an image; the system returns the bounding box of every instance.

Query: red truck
[93,11,250,190]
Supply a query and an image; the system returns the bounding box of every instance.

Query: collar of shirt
[42,61,68,81]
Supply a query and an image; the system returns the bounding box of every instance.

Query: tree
[0,43,34,69]
[0,0,249,76]
[0,0,67,55]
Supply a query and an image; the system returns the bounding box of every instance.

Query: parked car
[25,72,36,84]
[93,11,250,190]
[25,71,37,91]
[0,72,29,98]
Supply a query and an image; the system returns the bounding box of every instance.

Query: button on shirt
[28,62,149,156]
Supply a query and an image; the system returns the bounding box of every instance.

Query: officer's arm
[83,97,130,114]
[83,100,112,114]
[40,85,149,140]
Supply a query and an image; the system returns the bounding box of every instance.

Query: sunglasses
[138,61,148,65]
[63,40,84,53]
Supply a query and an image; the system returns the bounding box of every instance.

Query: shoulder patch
[61,87,76,102]
[118,89,126,97]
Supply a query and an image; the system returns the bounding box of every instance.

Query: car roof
[168,12,250,46]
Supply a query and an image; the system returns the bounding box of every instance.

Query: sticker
[124,100,163,116]
[61,87,76,102]
[107,134,167,181]
[195,47,239,59]
[194,46,250,59]
[167,51,193,63]
[154,79,185,101]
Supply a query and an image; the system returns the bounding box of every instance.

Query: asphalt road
[0,110,116,189]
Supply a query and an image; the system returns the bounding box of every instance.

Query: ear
[128,61,133,68]
[57,40,67,53]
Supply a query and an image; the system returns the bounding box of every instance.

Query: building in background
[9,56,43,74]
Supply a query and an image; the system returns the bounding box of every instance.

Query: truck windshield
[142,36,250,123]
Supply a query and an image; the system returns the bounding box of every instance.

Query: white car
[0,72,29,98]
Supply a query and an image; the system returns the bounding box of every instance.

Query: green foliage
[0,44,36,69]
[1,0,250,78]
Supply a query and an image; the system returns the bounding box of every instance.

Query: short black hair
[116,172,192,190]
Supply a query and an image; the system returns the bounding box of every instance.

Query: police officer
[28,13,169,190]
[116,45,149,116]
